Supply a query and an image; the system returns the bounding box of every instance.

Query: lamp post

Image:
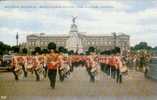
[16,32,19,46]
[112,32,117,48]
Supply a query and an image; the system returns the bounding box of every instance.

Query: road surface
[0,67,157,100]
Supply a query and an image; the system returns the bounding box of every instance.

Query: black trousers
[20,64,27,78]
[43,66,48,78]
[86,67,91,75]
[12,67,18,80]
[106,65,110,76]
[59,69,64,82]
[70,64,74,72]
[100,63,105,73]
[48,69,57,88]
[88,67,95,82]
[34,69,40,81]
[90,72,95,82]
[111,66,116,79]
[116,69,122,83]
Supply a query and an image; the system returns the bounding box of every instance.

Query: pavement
[0,67,157,100]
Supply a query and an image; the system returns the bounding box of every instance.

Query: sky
[0,0,157,47]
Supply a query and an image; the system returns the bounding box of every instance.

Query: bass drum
[26,64,33,70]
[61,64,70,76]
[15,65,24,80]
[36,66,44,80]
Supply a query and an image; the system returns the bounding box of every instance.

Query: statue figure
[72,16,77,24]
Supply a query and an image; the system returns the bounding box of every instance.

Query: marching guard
[47,48,60,89]
[88,51,99,82]
[11,55,19,80]
[58,50,65,82]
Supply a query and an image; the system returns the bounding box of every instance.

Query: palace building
[25,18,130,54]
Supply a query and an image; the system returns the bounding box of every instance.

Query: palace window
[88,42,90,45]
[40,41,43,45]
[32,42,35,46]
[104,42,107,45]
[92,41,95,45]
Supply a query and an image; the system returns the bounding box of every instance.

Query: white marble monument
[66,17,83,53]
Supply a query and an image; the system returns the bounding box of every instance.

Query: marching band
[10,49,128,89]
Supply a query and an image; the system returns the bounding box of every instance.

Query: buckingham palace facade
[26,18,130,54]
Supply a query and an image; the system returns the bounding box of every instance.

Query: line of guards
[11,49,127,89]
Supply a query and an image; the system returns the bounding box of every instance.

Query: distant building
[25,18,130,54]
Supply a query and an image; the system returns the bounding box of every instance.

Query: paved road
[0,67,157,99]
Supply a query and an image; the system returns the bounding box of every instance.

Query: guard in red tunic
[25,56,33,73]
[47,47,60,89]
[98,56,107,74]
[11,56,19,80]
[43,53,48,78]
[58,51,66,82]
[69,55,73,72]
[115,55,123,83]
[88,51,98,82]
[84,55,91,75]
[111,55,117,79]
[17,56,27,78]
[32,52,40,81]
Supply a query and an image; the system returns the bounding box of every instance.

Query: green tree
[0,42,4,55]
[0,41,11,55]
[153,46,157,50]
[11,46,20,53]
[134,42,152,50]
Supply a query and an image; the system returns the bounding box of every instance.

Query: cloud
[0,27,29,46]
[0,0,157,47]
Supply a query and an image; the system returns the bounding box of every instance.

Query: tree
[153,46,157,50]
[134,42,152,50]
[0,41,11,55]
[131,46,135,51]
[48,42,56,50]
[11,46,20,53]
[0,42,4,55]
[22,48,28,54]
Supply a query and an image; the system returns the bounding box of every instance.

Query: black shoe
[52,87,55,89]
[15,78,19,81]
[50,85,55,89]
